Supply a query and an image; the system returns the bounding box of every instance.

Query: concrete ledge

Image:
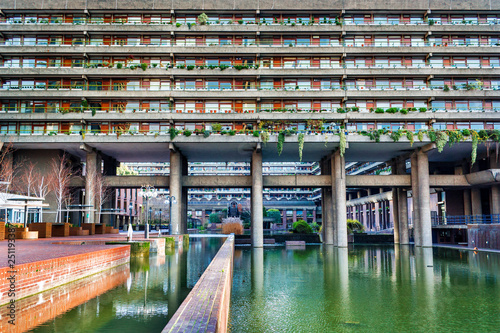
[286,240,306,246]
[163,235,234,333]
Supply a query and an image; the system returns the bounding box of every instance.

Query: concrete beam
[465,169,500,185]
[69,174,474,188]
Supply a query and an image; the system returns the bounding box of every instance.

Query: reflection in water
[0,265,129,333]
[25,237,224,333]
[230,245,500,332]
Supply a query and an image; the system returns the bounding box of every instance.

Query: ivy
[435,131,449,153]
[447,130,463,147]
[277,131,285,155]
[389,130,402,142]
[428,130,437,143]
[260,131,270,145]
[298,133,305,161]
[339,131,346,157]
[417,130,424,142]
[406,131,414,147]
[471,131,479,166]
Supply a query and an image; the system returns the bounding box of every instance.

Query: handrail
[1,40,499,48]
[432,214,500,225]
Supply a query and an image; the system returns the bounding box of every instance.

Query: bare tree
[48,154,73,223]
[94,171,110,225]
[15,161,37,197]
[33,170,50,222]
[0,141,21,194]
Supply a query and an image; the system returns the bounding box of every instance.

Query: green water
[29,237,224,333]
[229,245,500,333]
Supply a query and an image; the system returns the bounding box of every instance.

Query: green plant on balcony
[461,129,471,137]
[187,22,193,29]
[417,130,424,142]
[219,64,229,71]
[443,84,450,91]
[169,128,180,140]
[186,65,195,70]
[389,129,402,142]
[406,131,414,146]
[277,131,285,155]
[176,64,186,69]
[260,131,270,145]
[116,63,123,69]
[203,130,211,138]
[298,133,305,161]
[336,107,346,113]
[238,20,244,24]
[183,129,192,137]
[212,123,222,132]
[419,107,427,112]
[375,108,385,113]
[140,63,148,71]
[386,107,399,114]
[229,130,236,136]
[400,108,408,114]
[335,17,342,25]
[176,22,181,27]
[339,131,346,156]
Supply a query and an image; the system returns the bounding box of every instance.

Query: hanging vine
[417,130,424,142]
[406,131,414,147]
[277,131,285,155]
[435,131,449,153]
[339,131,346,157]
[471,131,479,166]
[260,130,270,145]
[298,133,305,161]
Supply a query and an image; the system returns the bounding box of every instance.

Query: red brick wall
[0,264,129,333]
[0,245,130,306]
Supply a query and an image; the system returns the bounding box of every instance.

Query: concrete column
[251,149,263,248]
[321,157,334,245]
[417,150,432,248]
[333,150,347,247]
[396,160,409,245]
[471,189,482,216]
[282,209,287,229]
[85,151,100,224]
[392,188,400,244]
[411,153,421,246]
[170,149,187,235]
[490,156,500,216]
[323,187,334,245]
[463,190,472,215]
[292,209,297,223]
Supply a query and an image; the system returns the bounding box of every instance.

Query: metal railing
[432,214,500,225]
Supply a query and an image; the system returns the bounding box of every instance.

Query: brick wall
[0,245,130,306]
[0,264,129,333]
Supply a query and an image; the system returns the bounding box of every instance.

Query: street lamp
[128,203,133,227]
[139,185,157,239]
[164,195,177,235]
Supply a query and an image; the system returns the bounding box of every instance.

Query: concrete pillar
[170,149,187,235]
[396,160,409,245]
[333,150,347,247]
[292,209,297,223]
[463,190,472,215]
[251,149,263,248]
[322,156,335,245]
[392,188,400,244]
[471,189,482,216]
[490,156,500,216]
[282,209,287,228]
[411,153,421,246]
[417,150,432,247]
[85,151,100,224]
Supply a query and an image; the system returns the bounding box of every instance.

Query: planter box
[105,226,119,234]
[81,223,95,235]
[95,224,106,234]
[0,222,5,240]
[69,226,90,236]
[52,223,70,237]
[29,222,52,238]
[7,227,38,239]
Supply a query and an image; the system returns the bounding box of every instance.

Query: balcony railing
[432,214,500,225]
[1,40,499,48]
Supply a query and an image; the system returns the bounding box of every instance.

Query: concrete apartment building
[1,0,500,248]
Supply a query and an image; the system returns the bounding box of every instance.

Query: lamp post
[139,185,157,239]
[128,203,133,228]
[164,195,177,235]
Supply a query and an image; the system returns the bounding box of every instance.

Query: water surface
[229,245,500,332]
[28,237,224,333]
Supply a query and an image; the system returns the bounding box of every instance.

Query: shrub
[461,129,471,136]
[400,108,408,114]
[198,13,209,25]
[253,130,260,137]
[222,222,243,235]
[310,222,320,232]
[203,130,211,138]
[209,213,221,224]
[375,108,385,113]
[176,22,181,27]
[183,129,192,137]
[267,209,281,224]
[347,219,365,234]
[212,123,222,132]
[419,107,427,112]
[186,65,195,70]
[292,219,313,234]
[228,130,236,136]
[140,63,148,71]
[116,63,123,69]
